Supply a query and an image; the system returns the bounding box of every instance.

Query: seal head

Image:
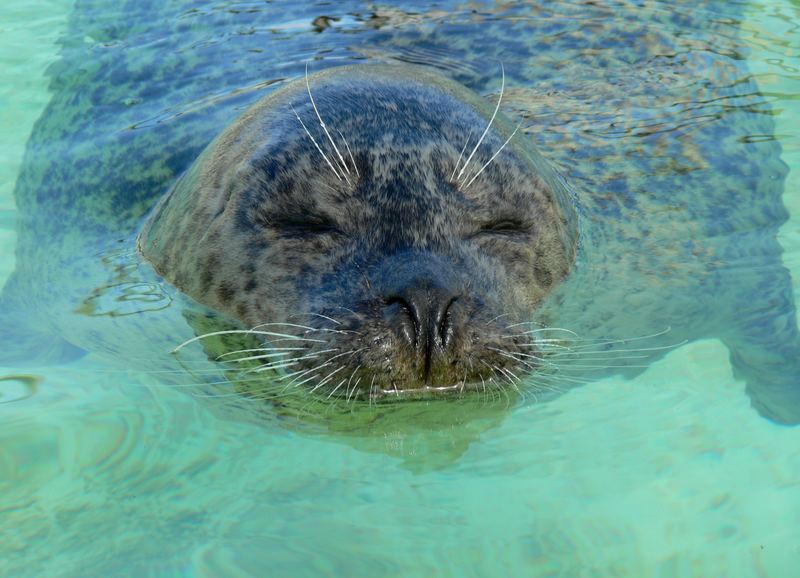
[139,64,578,398]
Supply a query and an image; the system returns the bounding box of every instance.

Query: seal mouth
[377,381,474,398]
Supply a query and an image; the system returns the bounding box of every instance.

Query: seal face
[139,65,578,398]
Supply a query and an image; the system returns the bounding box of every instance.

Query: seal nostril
[383,285,462,384]
[439,296,459,348]
[384,296,419,347]
[386,292,460,348]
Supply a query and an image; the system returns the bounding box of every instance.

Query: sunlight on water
[1,1,800,577]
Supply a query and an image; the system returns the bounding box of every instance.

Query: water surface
[1,1,800,577]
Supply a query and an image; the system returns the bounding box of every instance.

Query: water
[1,1,800,576]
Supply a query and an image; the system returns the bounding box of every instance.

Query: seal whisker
[487,377,504,404]
[487,348,541,372]
[484,376,495,403]
[507,337,572,345]
[533,372,594,386]
[345,364,362,398]
[332,305,359,316]
[322,347,367,364]
[305,62,352,183]
[240,348,337,372]
[275,346,366,392]
[481,359,520,397]
[290,312,342,326]
[550,339,688,356]
[251,322,320,331]
[252,321,356,336]
[512,341,573,352]
[288,367,330,389]
[268,336,328,346]
[368,375,377,405]
[547,344,681,357]
[173,329,325,353]
[251,357,310,370]
[495,374,514,406]
[499,337,573,354]
[450,129,473,181]
[505,320,548,328]
[216,347,306,360]
[343,373,361,403]
[225,351,296,363]
[524,377,568,395]
[462,123,520,190]
[251,360,300,373]
[547,353,651,362]
[183,371,310,398]
[456,62,505,183]
[494,343,656,372]
[337,129,360,178]
[251,353,335,374]
[486,313,512,325]
[486,346,545,362]
[500,366,523,387]
[326,378,348,401]
[240,380,322,403]
[308,365,347,394]
[544,361,650,371]
[273,367,311,381]
[509,347,648,372]
[506,326,580,337]
[277,362,330,386]
[290,102,344,181]
[329,364,361,400]
[550,326,674,348]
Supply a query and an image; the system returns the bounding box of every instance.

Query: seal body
[3,0,799,422]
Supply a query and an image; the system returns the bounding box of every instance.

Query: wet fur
[140,65,577,394]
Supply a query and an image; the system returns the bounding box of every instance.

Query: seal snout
[372,250,470,387]
[384,285,461,383]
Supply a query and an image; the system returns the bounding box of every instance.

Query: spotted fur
[140,65,576,393]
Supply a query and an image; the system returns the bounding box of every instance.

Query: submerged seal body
[2,0,799,423]
[139,65,577,397]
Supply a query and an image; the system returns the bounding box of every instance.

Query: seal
[139,65,578,399]
[3,0,799,424]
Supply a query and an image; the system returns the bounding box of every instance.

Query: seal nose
[384,285,460,381]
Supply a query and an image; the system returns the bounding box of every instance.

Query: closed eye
[276,214,342,237]
[474,219,532,237]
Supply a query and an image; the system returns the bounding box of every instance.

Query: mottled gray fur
[140,65,576,394]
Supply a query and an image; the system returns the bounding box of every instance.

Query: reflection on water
[75,248,173,317]
[1,0,800,576]
[0,374,40,403]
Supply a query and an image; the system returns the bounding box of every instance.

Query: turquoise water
[1,1,800,577]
